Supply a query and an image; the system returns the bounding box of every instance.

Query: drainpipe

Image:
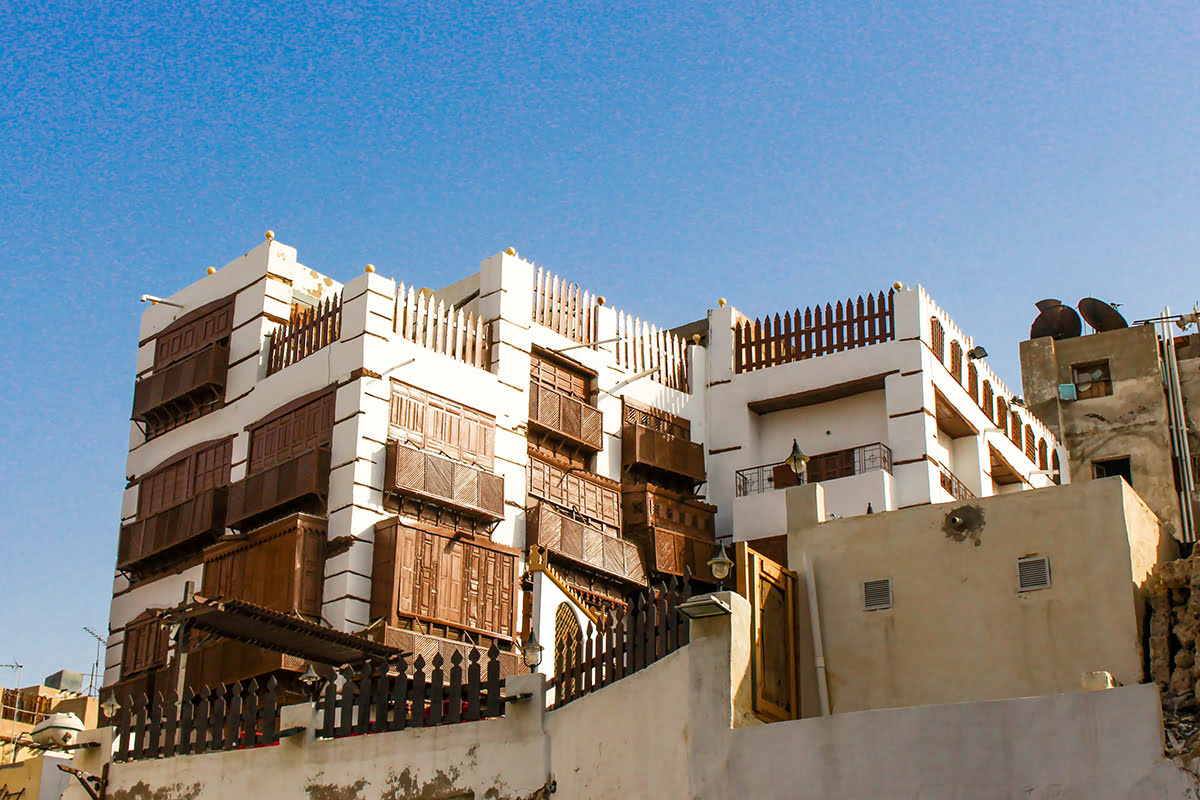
[1159,310,1196,543]
[800,553,831,716]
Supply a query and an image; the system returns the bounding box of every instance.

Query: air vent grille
[1018,555,1052,592]
[863,578,893,610]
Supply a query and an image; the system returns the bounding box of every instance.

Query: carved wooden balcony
[131,343,229,433]
[372,516,519,641]
[528,386,602,451]
[622,484,717,582]
[225,447,331,529]
[621,423,706,483]
[117,486,228,573]
[384,441,505,522]
[526,501,646,585]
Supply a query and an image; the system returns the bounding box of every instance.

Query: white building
[103,236,1062,703]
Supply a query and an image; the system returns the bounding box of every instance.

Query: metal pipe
[1160,310,1196,542]
[800,554,831,716]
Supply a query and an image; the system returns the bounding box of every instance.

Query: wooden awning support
[168,595,409,667]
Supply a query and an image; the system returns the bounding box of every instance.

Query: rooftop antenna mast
[83,628,105,697]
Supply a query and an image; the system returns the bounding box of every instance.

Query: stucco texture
[788,478,1166,713]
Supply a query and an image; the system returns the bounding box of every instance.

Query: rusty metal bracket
[57,763,107,800]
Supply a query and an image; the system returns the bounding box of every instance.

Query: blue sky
[1,0,1197,684]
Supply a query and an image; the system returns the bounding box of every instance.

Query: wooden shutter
[929,317,945,363]
[152,296,235,369]
[137,438,232,517]
[389,381,495,469]
[248,390,335,474]
[122,611,169,678]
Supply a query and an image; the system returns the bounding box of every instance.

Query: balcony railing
[226,447,331,529]
[734,442,892,497]
[117,487,228,573]
[384,441,505,522]
[526,502,646,585]
[621,424,706,483]
[132,343,229,435]
[936,461,976,501]
[528,386,603,451]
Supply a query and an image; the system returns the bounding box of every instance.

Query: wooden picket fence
[614,310,690,393]
[394,283,490,370]
[114,677,280,762]
[316,645,506,737]
[549,576,691,709]
[734,290,894,374]
[267,295,342,375]
[531,267,597,344]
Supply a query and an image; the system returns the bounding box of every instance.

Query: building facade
[1022,316,1200,545]
[104,236,1062,704]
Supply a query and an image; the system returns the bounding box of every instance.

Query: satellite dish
[1078,298,1128,332]
[1030,302,1082,341]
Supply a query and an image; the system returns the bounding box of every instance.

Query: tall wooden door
[735,541,799,722]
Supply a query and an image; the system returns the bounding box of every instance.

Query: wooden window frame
[389,381,496,470]
[1072,360,1113,400]
[531,350,594,403]
[136,437,233,518]
[929,317,945,363]
[247,389,336,475]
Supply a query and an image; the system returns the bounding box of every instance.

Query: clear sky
[1,0,1197,686]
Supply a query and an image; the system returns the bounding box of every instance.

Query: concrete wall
[787,478,1167,713]
[0,753,71,800]
[1021,326,1181,539]
[90,586,1194,800]
[729,683,1190,800]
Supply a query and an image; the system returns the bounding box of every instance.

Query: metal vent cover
[1018,555,1052,592]
[863,578,893,610]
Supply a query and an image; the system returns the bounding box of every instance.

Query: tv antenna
[83,628,105,697]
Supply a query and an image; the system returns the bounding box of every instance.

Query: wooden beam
[747,371,897,415]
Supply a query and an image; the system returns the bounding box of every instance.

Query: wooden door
[735,541,799,722]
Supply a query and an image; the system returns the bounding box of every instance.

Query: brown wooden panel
[132,342,230,426]
[527,457,620,531]
[153,295,235,369]
[202,513,326,618]
[372,518,518,641]
[225,447,330,529]
[735,542,799,723]
[384,441,505,521]
[390,381,495,468]
[248,391,335,474]
[122,610,170,679]
[526,503,646,586]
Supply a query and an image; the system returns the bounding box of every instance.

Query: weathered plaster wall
[728,683,1190,800]
[104,690,551,800]
[1021,326,1181,538]
[788,478,1165,713]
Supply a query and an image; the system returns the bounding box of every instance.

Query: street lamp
[521,629,544,671]
[784,439,809,476]
[707,543,734,590]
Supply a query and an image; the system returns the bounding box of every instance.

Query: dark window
[1093,456,1132,486]
[1073,360,1113,399]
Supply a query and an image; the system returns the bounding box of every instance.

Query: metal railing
[936,461,976,501]
[734,442,893,497]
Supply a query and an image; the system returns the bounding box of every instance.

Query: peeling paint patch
[110,781,203,800]
[381,766,476,800]
[305,778,369,800]
[943,505,985,546]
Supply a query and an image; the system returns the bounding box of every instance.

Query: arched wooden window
[555,603,583,686]
[968,363,979,404]
[995,396,1007,434]
[1052,450,1062,484]
[1025,427,1036,460]
[1010,410,1021,445]
[949,341,963,383]
[930,317,945,363]
[1038,439,1048,470]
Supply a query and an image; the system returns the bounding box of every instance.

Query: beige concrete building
[784,477,1168,715]
[1022,319,1200,545]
